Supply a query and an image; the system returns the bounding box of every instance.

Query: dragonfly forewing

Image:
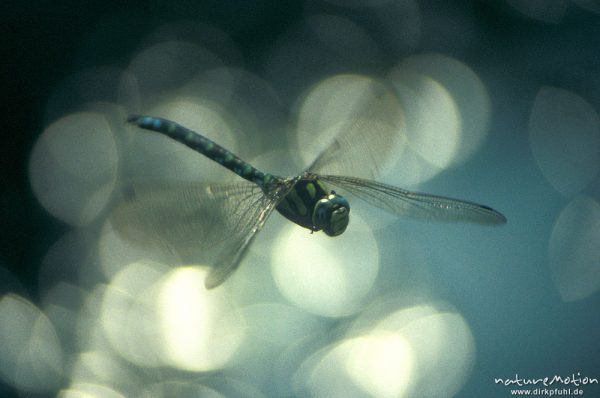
[319,175,507,225]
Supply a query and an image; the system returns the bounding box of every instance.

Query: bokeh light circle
[58,383,128,398]
[157,266,246,371]
[0,294,63,393]
[123,41,224,110]
[386,53,491,186]
[296,74,405,179]
[549,195,600,302]
[529,86,600,196]
[100,261,169,368]
[374,307,476,397]
[29,112,120,226]
[271,214,379,317]
[294,302,475,397]
[99,263,245,372]
[393,54,491,164]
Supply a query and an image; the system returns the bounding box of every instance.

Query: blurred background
[2,0,600,397]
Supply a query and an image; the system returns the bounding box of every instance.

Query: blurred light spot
[122,41,224,110]
[296,74,405,179]
[0,294,63,392]
[143,381,225,398]
[266,15,381,105]
[375,307,476,397]
[295,332,413,398]
[98,221,180,280]
[69,351,143,397]
[75,286,116,359]
[126,98,238,183]
[346,332,413,398]
[272,214,379,317]
[158,266,245,371]
[100,261,170,367]
[42,282,86,349]
[387,68,461,184]
[392,54,491,166]
[58,383,127,398]
[506,0,569,23]
[529,86,600,196]
[29,112,119,226]
[295,303,474,397]
[180,68,286,158]
[549,196,600,302]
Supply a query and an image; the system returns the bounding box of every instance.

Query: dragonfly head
[313,191,350,236]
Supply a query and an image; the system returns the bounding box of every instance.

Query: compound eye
[324,205,349,236]
[313,193,350,236]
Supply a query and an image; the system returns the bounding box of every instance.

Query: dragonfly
[113,115,506,289]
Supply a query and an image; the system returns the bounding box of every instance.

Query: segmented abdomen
[128,115,276,188]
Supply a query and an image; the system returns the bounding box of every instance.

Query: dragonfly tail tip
[126,114,142,124]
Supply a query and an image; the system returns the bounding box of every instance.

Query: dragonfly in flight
[113,115,506,289]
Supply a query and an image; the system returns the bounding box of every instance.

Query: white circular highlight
[69,351,143,398]
[393,74,460,168]
[100,261,169,368]
[58,383,127,398]
[157,266,245,371]
[294,303,475,397]
[529,86,600,196]
[100,263,245,371]
[124,41,224,109]
[345,332,414,398]
[549,195,600,302]
[393,54,490,164]
[300,333,413,398]
[296,74,405,179]
[375,307,476,397]
[29,112,119,226]
[0,294,63,393]
[271,214,379,317]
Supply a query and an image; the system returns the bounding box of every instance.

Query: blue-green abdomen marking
[128,115,276,188]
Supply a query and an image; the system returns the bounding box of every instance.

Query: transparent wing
[306,82,404,180]
[203,187,280,289]
[110,179,293,288]
[319,175,507,225]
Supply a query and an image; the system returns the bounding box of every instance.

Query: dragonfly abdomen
[128,115,276,187]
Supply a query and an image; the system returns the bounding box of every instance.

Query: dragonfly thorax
[313,192,350,236]
[275,177,350,236]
